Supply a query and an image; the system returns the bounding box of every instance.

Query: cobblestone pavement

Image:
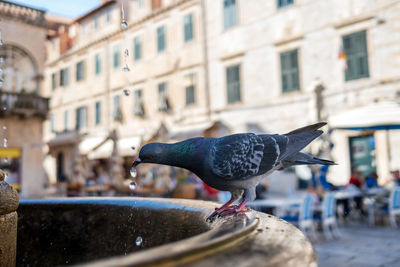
[313,223,400,267]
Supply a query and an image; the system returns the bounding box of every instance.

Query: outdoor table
[249,197,303,216]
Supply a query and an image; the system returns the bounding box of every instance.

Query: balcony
[0,91,49,119]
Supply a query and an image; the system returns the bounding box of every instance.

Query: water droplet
[121,20,128,29]
[136,236,142,246]
[123,89,130,96]
[130,167,137,178]
[122,64,130,72]
[2,126,6,130]
[129,181,136,191]
[124,49,129,58]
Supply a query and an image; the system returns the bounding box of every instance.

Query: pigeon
[132,122,335,221]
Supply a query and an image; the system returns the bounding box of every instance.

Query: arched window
[0,44,39,93]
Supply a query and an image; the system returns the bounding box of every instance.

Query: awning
[86,136,142,160]
[329,101,400,131]
[79,135,108,154]
[169,121,213,140]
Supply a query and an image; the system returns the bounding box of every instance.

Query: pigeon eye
[145,155,152,160]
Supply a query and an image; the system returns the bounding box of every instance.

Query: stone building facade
[44,0,400,188]
[0,0,52,197]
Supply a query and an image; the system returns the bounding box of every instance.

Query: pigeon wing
[211,133,264,180]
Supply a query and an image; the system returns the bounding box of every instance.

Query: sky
[8,0,102,18]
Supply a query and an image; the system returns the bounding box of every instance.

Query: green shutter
[278,0,294,8]
[113,46,120,68]
[157,26,165,53]
[134,37,141,61]
[95,54,101,75]
[224,0,237,29]
[226,65,241,104]
[343,30,369,81]
[95,101,101,125]
[280,49,300,93]
[184,14,193,42]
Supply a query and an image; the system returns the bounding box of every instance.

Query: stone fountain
[1,174,317,266]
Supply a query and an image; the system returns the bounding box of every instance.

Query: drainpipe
[201,0,211,121]
[0,170,19,267]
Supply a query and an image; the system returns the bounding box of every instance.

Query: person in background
[349,171,363,188]
[365,172,379,188]
[393,170,400,186]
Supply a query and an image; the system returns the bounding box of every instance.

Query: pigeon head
[132,142,166,167]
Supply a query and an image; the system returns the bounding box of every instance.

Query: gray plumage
[133,122,335,205]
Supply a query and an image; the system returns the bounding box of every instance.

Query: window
[133,89,144,116]
[157,26,166,53]
[76,61,85,81]
[82,23,87,35]
[113,95,122,121]
[223,0,237,29]
[50,114,55,133]
[280,49,300,93]
[75,106,87,130]
[59,68,69,87]
[343,31,369,81]
[158,82,169,111]
[95,54,101,75]
[185,73,196,105]
[95,101,101,125]
[134,36,141,61]
[105,9,111,23]
[64,110,69,131]
[277,0,294,8]
[226,65,241,103]
[184,13,194,43]
[51,73,57,90]
[113,45,120,69]
[94,16,99,29]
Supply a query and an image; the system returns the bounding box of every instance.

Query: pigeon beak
[132,157,141,167]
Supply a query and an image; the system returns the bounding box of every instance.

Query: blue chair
[282,194,317,240]
[321,192,340,239]
[389,187,400,228]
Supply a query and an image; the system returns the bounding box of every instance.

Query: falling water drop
[123,88,130,96]
[130,167,137,178]
[129,181,136,191]
[121,20,128,29]
[124,49,129,58]
[135,236,143,246]
[122,64,130,72]
[121,0,127,29]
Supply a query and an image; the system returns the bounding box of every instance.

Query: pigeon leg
[206,200,235,221]
[218,200,250,217]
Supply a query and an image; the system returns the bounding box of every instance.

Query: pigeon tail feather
[285,122,327,135]
[279,122,326,161]
[279,152,336,169]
